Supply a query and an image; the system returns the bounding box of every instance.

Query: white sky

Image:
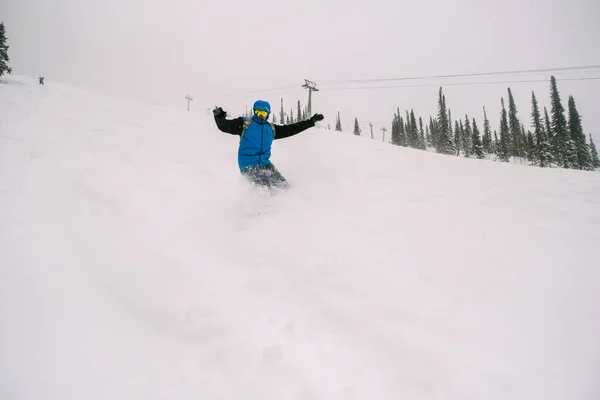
[3,0,600,138]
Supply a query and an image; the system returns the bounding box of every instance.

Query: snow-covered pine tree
[482,107,493,156]
[472,118,484,159]
[409,110,419,149]
[335,111,342,131]
[498,98,511,162]
[463,115,473,158]
[544,106,555,166]
[405,110,412,147]
[521,124,531,163]
[454,121,461,156]
[353,117,361,136]
[448,109,453,140]
[418,117,426,150]
[448,109,454,153]
[446,106,456,155]
[426,118,434,148]
[436,88,451,154]
[531,91,550,167]
[0,22,12,78]
[550,76,570,168]
[297,101,302,122]
[507,88,522,160]
[429,117,438,150]
[526,130,536,164]
[391,113,401,145]
[398,116,407,146]
[567,95,592,170]
[279,98,285,127]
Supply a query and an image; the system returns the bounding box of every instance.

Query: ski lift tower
[185,95,194,111]
[302,79,319,117]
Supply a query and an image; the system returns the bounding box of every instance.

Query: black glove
[310,113,324,123]
[213,106,226,118]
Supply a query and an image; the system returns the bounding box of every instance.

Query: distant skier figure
[213,100,323,189]
[38,76,44,85]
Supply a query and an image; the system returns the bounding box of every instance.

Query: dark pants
[241,164,288,189]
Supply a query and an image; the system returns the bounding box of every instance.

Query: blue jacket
[238,115,275,170]
[214,101,316,171]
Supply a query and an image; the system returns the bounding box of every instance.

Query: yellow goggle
[255,110,269,118]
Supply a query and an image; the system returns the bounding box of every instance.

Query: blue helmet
[253,100,271,114]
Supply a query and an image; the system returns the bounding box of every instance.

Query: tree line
[387,76,599,170]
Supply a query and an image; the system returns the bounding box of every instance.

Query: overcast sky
[3,0,600,138]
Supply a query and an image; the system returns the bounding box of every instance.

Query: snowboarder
[213,100,323,189]
[38,76,44,85]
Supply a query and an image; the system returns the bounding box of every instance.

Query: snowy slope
[1,76,599,400]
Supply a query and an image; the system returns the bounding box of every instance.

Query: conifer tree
[498,98,511,162]
[436,88,451,154]
[290,109,294,124]
[297,100,303,122]
[429,117,437,150]
[0,22,12,77]
[426,120,432,148]
[280,98,285,126]
[353,117,361,136]
[482,107,493,155]
[567,95,592,170]
[544,106,555,165]
[446,105,456,155]
[472,118,484,159]
[589,134,600,169]
[550,76,570,167]
[462,115,473,158]
[391,113,401,145]
[273,114,277,123]
[521,124,531,162]
[398,116,407,146]
[454,121,461,156]
[335,111,342,131]
[563,102,579,169]
[405,110,413,147]
[507,88,522,159]
[526,131,536,163]
[409,110,419,148]
[286,115,290,124]
[531,91,550,167]
[418,117,426,150]
[520,125,529,161]
[565,138,579,169]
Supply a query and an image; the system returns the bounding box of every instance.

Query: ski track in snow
[1,76,600,400]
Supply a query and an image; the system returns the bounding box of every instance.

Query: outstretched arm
[274,114,324,140]
[213,107,244,136]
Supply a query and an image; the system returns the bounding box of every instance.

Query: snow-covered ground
[1,76,599,400]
